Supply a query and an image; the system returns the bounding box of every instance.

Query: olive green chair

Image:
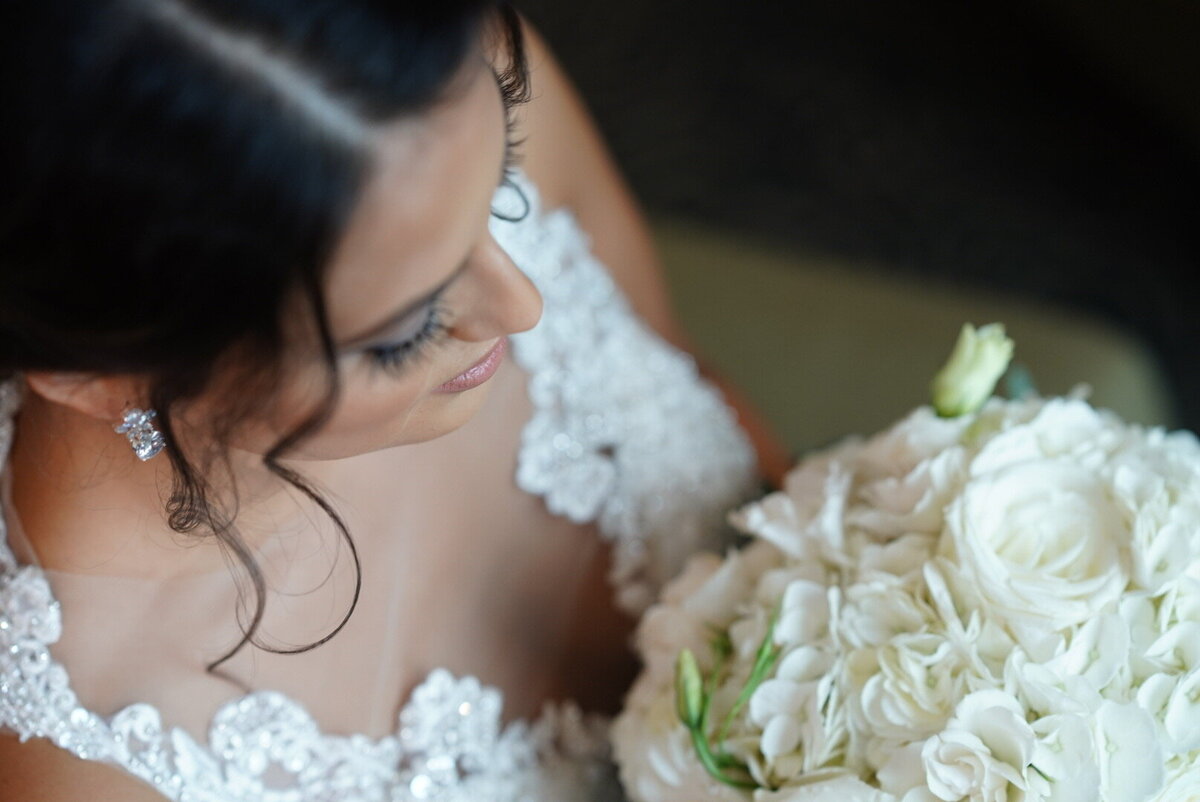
[654,217,1177,454]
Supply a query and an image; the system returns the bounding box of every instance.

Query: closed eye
[363,296,452,375]
[354,69,526,375]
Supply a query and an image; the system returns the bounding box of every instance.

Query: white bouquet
[612,324,1200,802]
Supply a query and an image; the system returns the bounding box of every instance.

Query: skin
[0,18,792,800]
[240,57,545,458]
[12,55,541,577]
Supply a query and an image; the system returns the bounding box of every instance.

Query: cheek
[250,362,493,460]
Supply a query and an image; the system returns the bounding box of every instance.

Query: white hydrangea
[614,394,1200,802]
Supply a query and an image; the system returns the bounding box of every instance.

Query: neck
[7,380,321,579]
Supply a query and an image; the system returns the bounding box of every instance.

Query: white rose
[968,399,1124,476]
[922,727,1014,801]
[838,576,934,650]
[614,394,1195,802]
[852,633,967,742]
[942,458,1129,640]
[920,689,1040,802]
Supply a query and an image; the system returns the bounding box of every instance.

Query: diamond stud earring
[114,408,166,461]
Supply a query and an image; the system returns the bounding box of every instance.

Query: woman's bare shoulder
[506,16,696,352]
[0,733,168,801]
[508,17,625,218]
[500,17,572,212]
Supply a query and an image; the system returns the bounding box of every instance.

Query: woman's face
[214,54,543,461]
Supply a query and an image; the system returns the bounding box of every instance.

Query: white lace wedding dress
[0,170,759,801]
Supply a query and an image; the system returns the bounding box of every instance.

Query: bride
[0,1,789,799]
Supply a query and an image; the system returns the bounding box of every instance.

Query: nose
[446,233,543,342]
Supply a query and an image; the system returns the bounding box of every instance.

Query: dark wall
[519,0,1200,429]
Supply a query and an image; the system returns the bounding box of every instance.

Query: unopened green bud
[931,323,1014,418]
[675,649,705,728]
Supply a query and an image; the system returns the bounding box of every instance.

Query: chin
[337,384,498,458]
[393,383,494,446]
[262,377,499,461]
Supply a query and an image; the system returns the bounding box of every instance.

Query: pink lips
[435,337,507,393]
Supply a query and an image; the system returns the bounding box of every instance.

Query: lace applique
[492,173,759,614]
[0,560,612,800]
[0,380,616,800]
[0,169,755,799]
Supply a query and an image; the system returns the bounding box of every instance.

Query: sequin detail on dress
[0,170,757,800]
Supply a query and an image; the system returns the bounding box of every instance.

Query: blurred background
[518,0,1199,451]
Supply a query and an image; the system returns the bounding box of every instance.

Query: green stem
[680,606,786,793]
[689,725,758,790]
[716,611,783,748]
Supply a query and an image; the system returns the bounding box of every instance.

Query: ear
[21,371,148,423]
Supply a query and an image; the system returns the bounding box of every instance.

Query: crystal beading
[114,408,166,461]
[0,168,758,800]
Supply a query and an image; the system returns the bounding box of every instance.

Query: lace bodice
[0,170,758,800]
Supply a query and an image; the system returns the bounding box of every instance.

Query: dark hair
[0,0,528,672]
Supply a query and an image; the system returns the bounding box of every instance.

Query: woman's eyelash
[366,80,526,378]
[503,133,522,178]
[501,103,525,180]
[493,104,530,222]
[495,63,528,180]
[363,297,451,375]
